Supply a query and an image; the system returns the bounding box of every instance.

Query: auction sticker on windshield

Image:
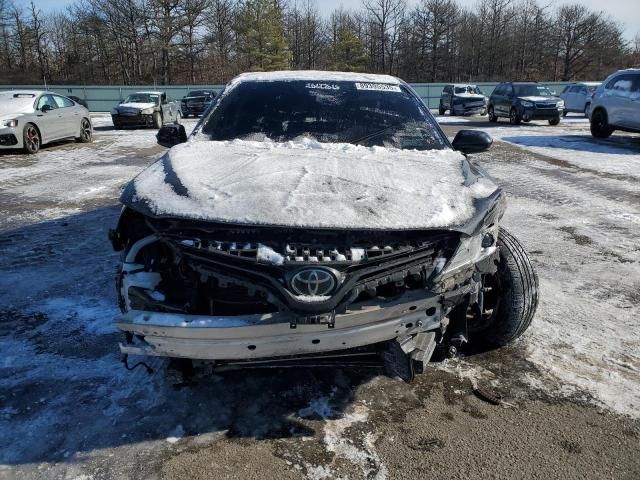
[355,82,402,92]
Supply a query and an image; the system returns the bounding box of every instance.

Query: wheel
[472,228,539,347]
[590,109,614,138]
[488,106,498,122]
[23,123,41,154]
[152,112,162,129]
[438,103,445,115]
[77,118,92,143]
[174,113,181,125]
[509,108,521,125]
[548,116,560,126]
[584,103,591,117]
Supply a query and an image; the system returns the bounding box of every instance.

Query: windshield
[188,90,212,97]
[515,85,553,97]
[454,86,483,95]
[123,93,159,104]
[201,80,446,150]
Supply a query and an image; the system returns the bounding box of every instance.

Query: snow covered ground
[0,113,639,478]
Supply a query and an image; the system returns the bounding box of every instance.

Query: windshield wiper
[350,124,402,146]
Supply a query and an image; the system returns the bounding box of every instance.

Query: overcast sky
[38,0,639,41]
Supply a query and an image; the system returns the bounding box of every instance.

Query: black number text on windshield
[201,81,446,150]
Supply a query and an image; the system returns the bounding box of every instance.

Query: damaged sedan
[110,71,538,380]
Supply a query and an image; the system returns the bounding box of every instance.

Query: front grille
[180,239,419,264]
[535,102,557,109]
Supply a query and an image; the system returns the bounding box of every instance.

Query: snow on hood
[117,102,156,110]
[455,92,485,98]
[126,139,498,230]
[518,96,558,102]
[0,95,35,118]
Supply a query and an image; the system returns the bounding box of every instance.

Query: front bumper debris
[116,288,462,360]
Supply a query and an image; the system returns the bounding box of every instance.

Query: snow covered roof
[0,90,45,96]
[128,138,497,230]
[230,70,402,85]
[134,91,163,95]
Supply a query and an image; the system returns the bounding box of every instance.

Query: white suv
[589,69,640,138]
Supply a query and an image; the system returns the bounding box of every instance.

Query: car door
[605,74,635,127]
[623,75,640,129]
[35,94,61,142]
[52,94,78,138]
[576,86,589,111]
[161,93,175,122]
[490,84,503,114]
[564,86,578,111]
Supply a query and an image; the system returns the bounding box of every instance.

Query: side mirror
[452,130,493,154]
[41,104,53,113]
[156,124,187,147]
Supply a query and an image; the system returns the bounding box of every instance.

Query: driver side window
[37,94,57,111]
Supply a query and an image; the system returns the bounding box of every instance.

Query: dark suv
[488,82,564,125]
[181,90,216,117]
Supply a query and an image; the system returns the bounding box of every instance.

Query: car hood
[117,102,156,110]
[121,139,500,232]
[0,111,29,122]
[518,96,559,102]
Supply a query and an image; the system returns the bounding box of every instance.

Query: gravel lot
[1,114,639,479]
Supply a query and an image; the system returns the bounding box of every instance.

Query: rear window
[201,80,447,150]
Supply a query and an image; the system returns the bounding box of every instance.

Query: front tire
[509,108,521,125]
[590,109,614,138]
[548,116,560,126]
[488,106,498,122]
[473,229,539,347]
[152,112,162,129]
[23,123,41,154]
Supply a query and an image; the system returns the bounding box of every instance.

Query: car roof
[231,70,401,85]
[0,90,47,96]
[568,81,601,85]
[452,84,478,87]
[133,91,163,95]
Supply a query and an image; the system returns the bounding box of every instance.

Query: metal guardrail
[0,81,574,111]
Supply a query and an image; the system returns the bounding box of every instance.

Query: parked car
[439,84,487,116]
[0,90,92,154]
[68,95,89,109]
[111,91,181,129]
[560,82,600,116]
[181,90,216,117]
[488,81,564,125]
[109,71,538,381]
[589,69,640,138]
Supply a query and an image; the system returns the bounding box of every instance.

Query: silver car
[560,82,601,116]
[0,90,92,154]
[590,69,640,138]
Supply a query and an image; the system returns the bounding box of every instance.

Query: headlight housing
[521,101,533,107]
[141,108,154,115]
[4,119,18,128]
[557,100,565,109]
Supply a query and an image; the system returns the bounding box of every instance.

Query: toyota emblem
[290,268,336,296]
